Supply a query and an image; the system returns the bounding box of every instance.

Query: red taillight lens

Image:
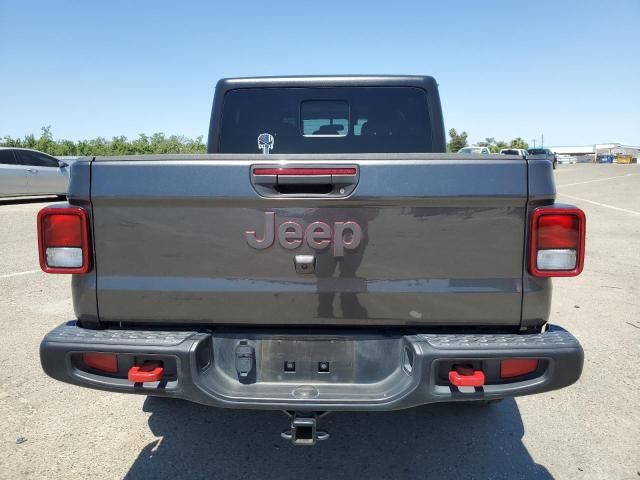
[37,207,91,274]
[530,207,585,277]
[253,167,357,176]
[82,353,118,374]
[537,215,579,249]
[500,359,539,379]
[43,214,83,246]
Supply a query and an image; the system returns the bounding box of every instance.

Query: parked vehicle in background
[458,146,490,154]
[38,75,585,446]
[528,148,557,169]
[0,148,69,197]
[500,148,528,157]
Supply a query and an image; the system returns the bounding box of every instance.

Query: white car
[458,146,491,154]
[500,148,528,157]
[0,148,69,198]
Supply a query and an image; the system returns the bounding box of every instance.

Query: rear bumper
[40,322,583,411]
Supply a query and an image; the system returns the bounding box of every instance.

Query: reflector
[83,353,118,373]
[500,359,539,379]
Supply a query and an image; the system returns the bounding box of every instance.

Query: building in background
[549,143,639,164]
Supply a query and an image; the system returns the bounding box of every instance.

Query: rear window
[301,100,349,136]
[218,87,431,153]
[528,149,546,155]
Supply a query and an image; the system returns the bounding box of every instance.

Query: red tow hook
[128,361,164,383]
[448,365,485,388]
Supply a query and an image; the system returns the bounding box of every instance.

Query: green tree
[509,137,529,150]
[0,127,207,156]
[493,141,508,153]
[447,128,468,152]
[477,137,508,153]
[36,126,55,154]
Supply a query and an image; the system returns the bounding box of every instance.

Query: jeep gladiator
[38,76,585,445]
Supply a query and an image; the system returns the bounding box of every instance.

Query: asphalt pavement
[1,164,638,479]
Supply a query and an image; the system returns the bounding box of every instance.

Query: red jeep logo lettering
[246,212,362,257]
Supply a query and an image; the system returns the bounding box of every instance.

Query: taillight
[37,207,91,274]
[530,207,585,277]
[252,167,357,176]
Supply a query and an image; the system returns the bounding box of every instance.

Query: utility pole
[541,134,544,147]
[532,139,537,148]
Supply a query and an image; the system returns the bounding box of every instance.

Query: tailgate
[91,154,527,327]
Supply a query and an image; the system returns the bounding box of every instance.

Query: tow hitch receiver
[449,365,485,388]
[281,412,330,446]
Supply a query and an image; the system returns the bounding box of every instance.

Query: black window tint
[219,87,431,153]
[18,151,59,167]
[0,150,18,165]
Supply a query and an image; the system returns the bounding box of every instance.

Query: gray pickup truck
[38,76,585,445]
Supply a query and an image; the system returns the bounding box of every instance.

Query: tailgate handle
[251,166,358,196]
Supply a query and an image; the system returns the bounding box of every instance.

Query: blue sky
[1,0,638,146]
